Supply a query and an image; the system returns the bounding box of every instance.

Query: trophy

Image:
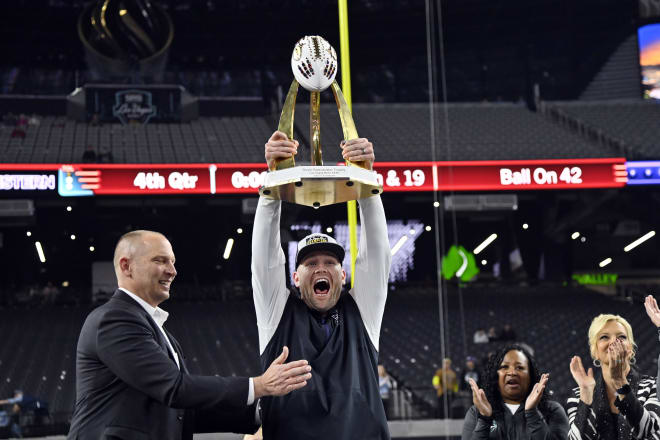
[258,36,383,208]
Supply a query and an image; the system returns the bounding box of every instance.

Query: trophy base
[259,166,383,208]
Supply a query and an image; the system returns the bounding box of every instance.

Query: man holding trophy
[251,36,392,439]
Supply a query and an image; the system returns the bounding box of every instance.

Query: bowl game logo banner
[112,90,157,125]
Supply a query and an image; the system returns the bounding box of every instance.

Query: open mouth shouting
[313,278,330,296]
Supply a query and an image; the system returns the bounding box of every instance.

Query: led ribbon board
[625,161,660,185]
[0,158,627,196]
[0,173,56,191]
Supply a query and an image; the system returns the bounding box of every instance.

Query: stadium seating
[580,35,641,101]
[0,102,617,164]
[379,284,658,416]
[0,306,86,417]
[549,99,660,159]
[0,285,656,424]
[0,115,273,164]
[295,102,613,162]
[0,296,264,416]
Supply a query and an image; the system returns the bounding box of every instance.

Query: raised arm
[461,406,492,440]
[344,138,391,351]
[567,357,597,440]
[566,389,597,440]
[525,403,569,440]
[97,307,250,410]
[644,295,660,392]
[251,131,298,354]
[615,376,660,439]
[520,374,568,440]
[96,308,310,412]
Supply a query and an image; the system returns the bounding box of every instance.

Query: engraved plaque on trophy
[258,35,383,208]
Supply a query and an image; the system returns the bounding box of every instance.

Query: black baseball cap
[295,233,345,267]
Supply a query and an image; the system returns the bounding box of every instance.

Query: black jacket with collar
[462,400,569,440]
[67,289,258,440]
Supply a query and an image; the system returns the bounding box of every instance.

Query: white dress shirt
[119,288,180,369]
[119,288,256,405]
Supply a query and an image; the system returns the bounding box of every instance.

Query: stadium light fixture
[326,227,333,233]
[522,223,529,230]
[481,259,487,266]
[580,236,586,243]
[89,246,95,252]
[35,241,46,263]
[26,231,31,237]
[473,233,497,255]
[599,257,612,268]
[571,232,580,240]
[237,228,243,234]
[223,238,235,260]
[391,236,408,256]
[425,226,431,232]
[623,231,656,252]
[70,234,76,240]
[433,201,440,208]
[66,206,72,212]
[409,228,416,235]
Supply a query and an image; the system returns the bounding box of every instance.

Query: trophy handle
[310,91,323,166]
[274,80,300,171]
[330,81,369,170]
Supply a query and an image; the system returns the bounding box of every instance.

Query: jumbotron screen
[639,23,660,99]
[288,220,425,284]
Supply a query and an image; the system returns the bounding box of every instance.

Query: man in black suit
[68,230,311,440]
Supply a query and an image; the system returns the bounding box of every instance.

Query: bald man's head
[114,230,177,307]
[113,230,165,273]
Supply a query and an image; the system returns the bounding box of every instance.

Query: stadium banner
[83,84,183,124]
[0,158,627,196]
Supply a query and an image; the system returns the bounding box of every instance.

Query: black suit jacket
[67,290,258,440]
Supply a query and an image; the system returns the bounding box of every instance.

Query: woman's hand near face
[607,339,629,389]
[570,356,595,405]
[524,373,549,411]
[469,378,492,417]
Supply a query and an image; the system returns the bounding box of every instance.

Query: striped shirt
[566,375,660,440]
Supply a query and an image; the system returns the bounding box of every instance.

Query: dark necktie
[319,308,340,342]
[320,317,332,342]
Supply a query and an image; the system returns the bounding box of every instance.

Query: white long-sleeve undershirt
[251,195,391,354]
